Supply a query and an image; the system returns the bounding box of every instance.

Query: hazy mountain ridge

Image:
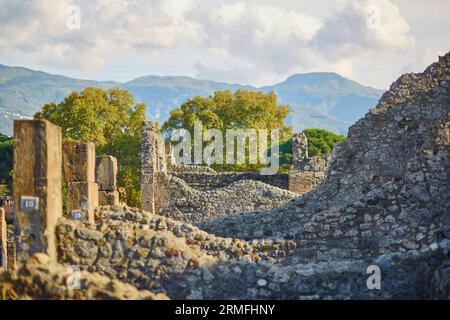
[0,64,384,136]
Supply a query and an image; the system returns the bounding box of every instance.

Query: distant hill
[0,64,384,136]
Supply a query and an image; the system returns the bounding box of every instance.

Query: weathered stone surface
[99,190,119,206]
[67,181,99,224]
[0,253,169,300]
[292,132,308,169]
[199,53,450,263]
[13,120,62,262]
[159,176,296,224]
[141,121,167,213]
[13,120,62,179]
[6,225,16,271]
[288,171,325,195]
[63,141,96,182]
[95,155,118,191]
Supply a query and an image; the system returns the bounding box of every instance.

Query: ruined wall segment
[13,120,62,262]
[289,132,330,195]
[198,53,450,262]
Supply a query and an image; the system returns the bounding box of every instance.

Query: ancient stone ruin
[138,121,329,224]
[0,53,449,300]
[63,141,99,224]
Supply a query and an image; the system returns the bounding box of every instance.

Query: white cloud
[0,0,202,69]
[0,0,447,88]
[313,0,415,59]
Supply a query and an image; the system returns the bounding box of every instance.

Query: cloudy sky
[0,0,448,89]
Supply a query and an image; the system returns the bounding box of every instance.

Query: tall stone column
[13,119,62,262]
[141,121,167,214]
[141,121,157,213]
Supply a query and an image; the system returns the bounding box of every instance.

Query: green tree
[35,87,145,207]
[303,129,346,156]
[162,90,292,172]
[0,133,13,198]
[278,128,346,166]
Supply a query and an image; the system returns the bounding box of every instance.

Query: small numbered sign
[70,211,84,221]
[20,196,39,212]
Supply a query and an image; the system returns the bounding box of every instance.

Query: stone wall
[158,175,296,224]
[196,52,450,264]
[171,171,289,191]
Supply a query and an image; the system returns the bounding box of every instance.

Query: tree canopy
[303,128,347,156]
[0,133,13,188]
[34,87,145,206]
[162,89,292,172]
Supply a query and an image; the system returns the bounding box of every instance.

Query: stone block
[1,208,7,269]
[67,181,98,224]
[63,141,96,182]
[13,120,62,262]
[95,155,118,191]
[14,119,62,179]
[288,172,314,195]
[98,190,120,206]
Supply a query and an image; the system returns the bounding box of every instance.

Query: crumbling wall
[55,205,296,293]
[197,53,450,264]
[0,253,168,300]
[171,171,289,191]
[158,175,296,224]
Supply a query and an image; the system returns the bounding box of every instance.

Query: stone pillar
[0,208,7,269]
[96,155,119,206]
[292,132,308,170]
[63,141,98,224]
[6,226,16,271]
[13,119,62,262]
[141,122,157,213]
[141,121,167,213]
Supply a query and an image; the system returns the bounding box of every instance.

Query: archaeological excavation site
[0,53,449,301]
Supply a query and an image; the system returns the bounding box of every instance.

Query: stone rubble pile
[159,178,297,224]
[0,253,168,300]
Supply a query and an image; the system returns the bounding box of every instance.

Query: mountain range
[0,64,385,136]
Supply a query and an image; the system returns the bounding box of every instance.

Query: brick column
[13,119,62,262]
[63,141,98,224]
